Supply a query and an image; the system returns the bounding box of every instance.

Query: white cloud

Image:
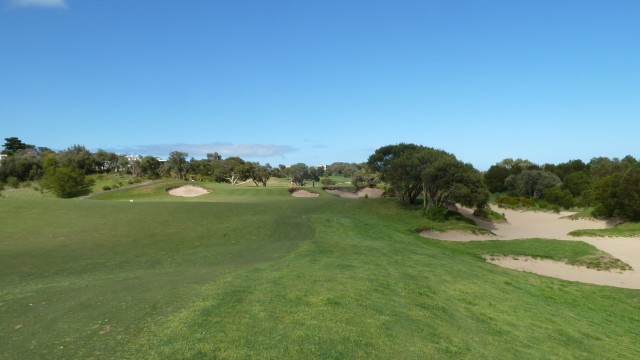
[12,0,67,8]
[107,143,297,159]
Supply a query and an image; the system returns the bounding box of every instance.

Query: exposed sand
[167,185,211,197]
[484,256,640,289]
[291,189,320,198]
[325,188,385,199]
[421,206,640,289]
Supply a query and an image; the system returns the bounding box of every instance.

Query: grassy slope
[1,183,639,359]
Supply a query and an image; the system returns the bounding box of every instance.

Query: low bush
[320,177,336,186]
[7,176,19,189]
[422,205,449,222]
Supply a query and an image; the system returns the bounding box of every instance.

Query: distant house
[315,164,327,171]
[124,154,143,162]
[0,153,6,165]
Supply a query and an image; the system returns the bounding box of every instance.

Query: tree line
[484,156,640,220]
[3,137,639,222]
[0,137,362,197]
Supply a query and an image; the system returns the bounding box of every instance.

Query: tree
[308,167,321,187]
[287,163,311,186]
[368,143,488,208]
[249,162,271,187]
[168,151,189,180]
[421,156,489,209]
[505,170,561,199]
[484,164,511,193]
[42,166,90,198]
[40,154,91,198]
[2,137,34,156]
[563,171,592,197]
[367,143,427,204]
[222,157,250,185]
[352,168,379,189]
[592,163,640,221]
[207,152,222,161]
[141,156,162,179]
[328,162,360,177]
[0,148,42,182]
[57,145,96,174]
[93,149,120,173]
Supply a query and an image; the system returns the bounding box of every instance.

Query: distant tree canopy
[2,137,34,156]
[3,136,640,220]
[368,143,489,209]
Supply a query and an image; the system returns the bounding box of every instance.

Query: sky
[1,0,639,170]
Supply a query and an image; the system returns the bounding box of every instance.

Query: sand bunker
[325,188,384,199]
[167,185,211,197]
[421,206,640,289]
[484,256,640,289]
[291,189,319,198]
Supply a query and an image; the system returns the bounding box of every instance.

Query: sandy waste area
[291,189,320,198]
[167,185,211,197]
[421,206,640,289]
[325,187,385,199]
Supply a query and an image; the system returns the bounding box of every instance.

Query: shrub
[42,167,90,198]
[423,205,449,221]
[103,185,112,191]
[7,176,19,188]
[320,177,336,186]
[545,188,574,209]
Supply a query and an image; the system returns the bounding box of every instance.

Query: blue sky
[1,0,639,169]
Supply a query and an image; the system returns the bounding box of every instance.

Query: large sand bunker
[421,206,640,289]
[291,189,320,198]
[325,187,385,199]
[167,185,211,197]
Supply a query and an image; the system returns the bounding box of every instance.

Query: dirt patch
[99,325,112,334]
[167,185,211,197]
[291,189,319,198]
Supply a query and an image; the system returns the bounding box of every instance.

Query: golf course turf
[1,181,639,359]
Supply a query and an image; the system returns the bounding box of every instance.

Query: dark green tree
[368,143,488,208]
[287,163,311,186]
[484,164,511,193]
[222,157,250,185]
[168,151,189,180]
[2,137,34,156]
[367,143,426,204]
[505,170,561,199]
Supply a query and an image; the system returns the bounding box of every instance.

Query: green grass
[2,182,640,359]
[569,222,640,237]
[438,239,632,270]
[565,207,595,219]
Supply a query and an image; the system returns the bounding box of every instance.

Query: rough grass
[1,183,640,359]
[569,222,640,237]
